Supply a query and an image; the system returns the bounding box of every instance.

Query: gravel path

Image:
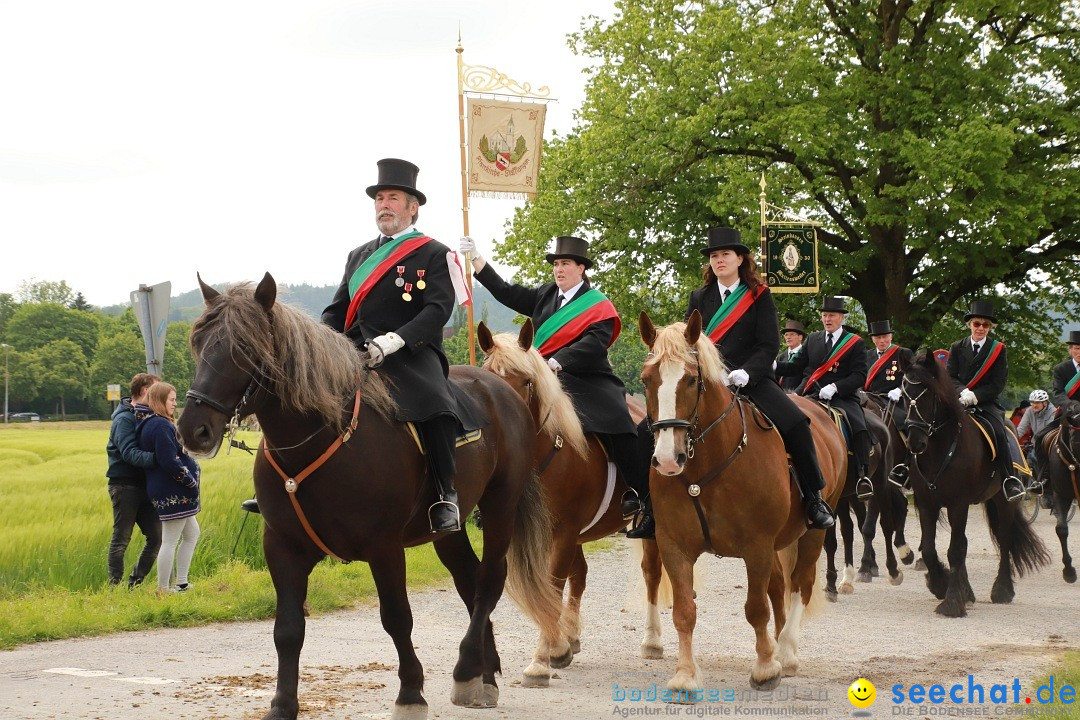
[1,508,1077,719]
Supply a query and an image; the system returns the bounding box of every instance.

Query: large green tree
[503,0,1078,386]
[6,302,100,360]
[32,339,90,419]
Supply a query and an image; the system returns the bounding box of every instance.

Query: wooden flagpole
[456,36,476,365]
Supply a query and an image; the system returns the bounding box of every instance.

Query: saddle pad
[968,414,997,462]
[404,423,483,455]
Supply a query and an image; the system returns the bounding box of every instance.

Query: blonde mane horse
[638,311,846,692]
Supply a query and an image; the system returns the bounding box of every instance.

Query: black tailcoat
[474,264,635,435]
[1052,358,1079,408]
[946,337,1007,413]
[864,345,915,394]
[776,326,868,435]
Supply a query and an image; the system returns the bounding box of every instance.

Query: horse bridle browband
[901,377,962,491]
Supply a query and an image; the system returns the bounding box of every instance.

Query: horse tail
[983,497,1050,578]
[505,470,564,642]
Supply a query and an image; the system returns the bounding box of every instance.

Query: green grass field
[0,422,466,648]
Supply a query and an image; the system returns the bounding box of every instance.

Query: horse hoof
[871,566,880,578]
[856,571,872,583]
[1064,567,1077,584]
[476,684,499,708]
[641,642,664,660]
[889,570,904,586]
[825,589,838,603]
[391,703,429,720]
[898,545,914,565]
[914,558,926,571]
[839,582,854,594]
[521,665,550,688]
[570,638,581,655]
[990,583,1015,605]
[935,598,967,618]
[750,672,782,691]
[550,647,574,669]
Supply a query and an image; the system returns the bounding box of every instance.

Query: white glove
[728,368,750,388]
[772,359,777,371]
[459,235,483,260]
[960,388,978,407]
[887,387,902,403]
[367,332,405,368]
[819,383,837,401]
[547,357,562,373]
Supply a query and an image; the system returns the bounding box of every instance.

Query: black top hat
[821,296,849,314]
[1066,330,1080,346]
[963,300,997,324]
[781,319,806,337]
[868,320,893,336]
[366,158,427,206]
[545,236,592,269]
[699,227,751,256]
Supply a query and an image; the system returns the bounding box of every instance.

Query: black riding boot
[241,498,261,514]
[784,421,835,530]
[419,417,461,533]
[626,496,655,539]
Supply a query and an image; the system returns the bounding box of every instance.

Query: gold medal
[416,269,426,290]
[402,282,413,302]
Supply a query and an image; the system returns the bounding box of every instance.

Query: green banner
[762,223,819,294]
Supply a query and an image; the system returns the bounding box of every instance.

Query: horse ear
[685,309,703,346]
[477,322,495,354]
[639,311,657,348]
[920,347,936,368]
[254,272,277,312]
[519,318,535,350]
[900,349,917,372]
[198,273,220,304]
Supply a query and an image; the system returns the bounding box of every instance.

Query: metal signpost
[130,282,171,377]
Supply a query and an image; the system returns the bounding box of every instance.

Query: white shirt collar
[716,279,741,297]
[826,328,842,344]
[789,344,803,354]
[389,225,417,240]
[559,279,585,303]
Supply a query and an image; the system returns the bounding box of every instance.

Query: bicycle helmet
[1029,389,1049,403]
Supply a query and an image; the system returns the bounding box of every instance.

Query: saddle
[814,401,875,459]
[404,423,483,455]
[967,409,1033,477]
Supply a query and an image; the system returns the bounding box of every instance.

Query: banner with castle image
[466,98,547,199]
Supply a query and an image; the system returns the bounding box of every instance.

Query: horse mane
[645,321,729,386]
[905,349,963,420]
[482,333,589,457]
[190,282,395,430]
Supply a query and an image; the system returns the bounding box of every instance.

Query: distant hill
[102,281,520,333]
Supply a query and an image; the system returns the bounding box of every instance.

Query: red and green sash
[1065,367,1080,399]
[343,231,431,329]
[801,331,862,395]
[705,284,768,344]
[533,288,620,357]
[864,344,900,390]
[965,339,1005,390]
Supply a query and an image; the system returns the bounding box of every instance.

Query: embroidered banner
[762,223,819,294]
[533,288,620,356]
[467,98,547,199]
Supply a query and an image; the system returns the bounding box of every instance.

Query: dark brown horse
[860,395,916,584]
[476,319,656,677]
[1043,399,1080,583]
[176,274,563,720]
[637,311,846,691]
[899,349,1049,616]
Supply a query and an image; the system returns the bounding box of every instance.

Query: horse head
[639,309,728,476]
[179,273,277,456]
[478,320,588,457]
[900,348,960,455]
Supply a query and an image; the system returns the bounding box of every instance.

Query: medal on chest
[402,283,413,302]
[416,269,426,290]
[394,266,405,288]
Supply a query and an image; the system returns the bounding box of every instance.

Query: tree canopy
[501,0,1078,385]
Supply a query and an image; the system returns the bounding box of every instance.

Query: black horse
[900,349,1049,617]
[861,394,917,584]
[177,275,563,720]
[1044,399,1080,583]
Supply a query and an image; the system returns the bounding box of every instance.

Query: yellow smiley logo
[848,678,876,708]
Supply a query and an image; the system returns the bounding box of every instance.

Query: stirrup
[1001,477,1025,503]
[428,500,461,533]
[1026,478,1044,497]
[888,464,909,490]
[620,489,644,518]
[855,477,874,500]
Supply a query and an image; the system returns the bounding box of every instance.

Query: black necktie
[973,343,981,354]
[878,351,884,359]
[722,289,731,303]
[825,333,834,354]
[558,294,567,308]
[379,235,392,247]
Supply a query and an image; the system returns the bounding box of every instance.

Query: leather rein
[901,379,962,491]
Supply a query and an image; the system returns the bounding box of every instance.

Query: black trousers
[973,408,1021,479]
[597,425,652,499]
[417,415,457,492]
[107,483,161,583]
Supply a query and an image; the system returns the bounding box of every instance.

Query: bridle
[185,362,264,451]
[900,376,962,491]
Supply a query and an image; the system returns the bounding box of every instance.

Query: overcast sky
[0,0,615,308]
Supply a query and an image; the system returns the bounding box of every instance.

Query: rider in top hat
[946,300,1026,502]
[776,294,874,500]
[777,320,807,392]
[320,158,473,533]
[1029,329,1080,494]
[459,234,650,531]
[668,226,836,531]
[864,320,916,488]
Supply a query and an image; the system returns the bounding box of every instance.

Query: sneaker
[175,583,190,592]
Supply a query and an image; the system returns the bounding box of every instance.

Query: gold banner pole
[759,172,768,263]
[456,37,476,365]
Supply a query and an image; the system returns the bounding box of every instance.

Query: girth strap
[261,387,363,563]
[685,397,749,557]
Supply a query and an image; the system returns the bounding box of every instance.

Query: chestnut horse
[900,349,1049,616]
[637,311,846,691]
[1043,399,1080,583]
[477,319,655,676]
[176,275,563,720]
